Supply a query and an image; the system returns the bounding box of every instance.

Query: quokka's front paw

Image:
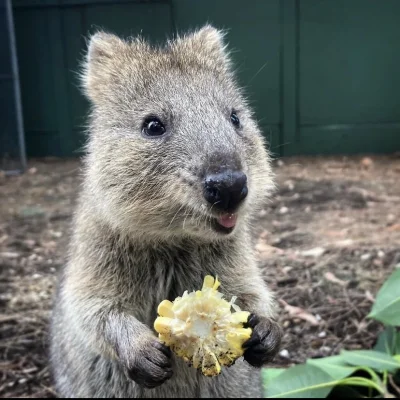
[125,339,173,389]
[242,314,282,368]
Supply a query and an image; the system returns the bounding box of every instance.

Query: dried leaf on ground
[324,272,347,287]
[279,300,320,326]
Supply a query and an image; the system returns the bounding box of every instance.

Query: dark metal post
[5,0,27,172]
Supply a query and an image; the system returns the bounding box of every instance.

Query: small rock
[28,167,37,174]
[259,209,267,217]
[305,206,312,213]
[301,247,326,258]
[283,321,291,328]
[294,326,302,334]
[334,239,354,248]
[279,349,290,359]
[318,331,327,338]
[42,240,57,249]
[321,346,331,354]
[50,230,63,238]
[284,180,295,191]
[361,157,373,169]
[32,273,41,280]
[277,160,285,167]
[283,266,293,274]
[279,206,289,214]
[361,253,371,261]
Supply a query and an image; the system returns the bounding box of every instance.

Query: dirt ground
[1,154,400,398]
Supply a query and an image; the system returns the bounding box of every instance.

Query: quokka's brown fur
[50,25,281,398]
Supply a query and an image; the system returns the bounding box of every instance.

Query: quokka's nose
[203,170,248,212]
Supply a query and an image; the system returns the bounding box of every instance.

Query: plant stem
[339,377,385,395]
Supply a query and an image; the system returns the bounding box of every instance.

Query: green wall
[13,0,400,157]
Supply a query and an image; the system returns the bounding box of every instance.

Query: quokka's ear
[80,31,128,103]
[171,24,232,73]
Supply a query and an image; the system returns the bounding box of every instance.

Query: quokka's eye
[230,112,240,128]
[142,117,166,137]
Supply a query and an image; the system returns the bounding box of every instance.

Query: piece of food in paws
[154,275,252,377]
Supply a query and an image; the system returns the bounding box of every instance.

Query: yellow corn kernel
[154,275,252,377]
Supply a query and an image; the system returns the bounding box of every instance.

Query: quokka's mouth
[212,213,238,234]
[217,213,237,229]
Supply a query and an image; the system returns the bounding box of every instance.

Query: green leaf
[368,268,400,326]
[308,355,348,366]
[374,327,400,355]
[308,355,384,386]
[263,368,286,385]
[341,350,400,373]
[264,364,340,398]
[339,377,385,396]
[396,336,400,355]
[307,356,356,380]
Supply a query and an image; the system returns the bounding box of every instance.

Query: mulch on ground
[1,155,399,398]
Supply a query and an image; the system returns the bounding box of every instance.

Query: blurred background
[2,0,400,168]
[1,0,400,398]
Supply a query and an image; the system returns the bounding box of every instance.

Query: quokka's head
[81,25,274,241]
